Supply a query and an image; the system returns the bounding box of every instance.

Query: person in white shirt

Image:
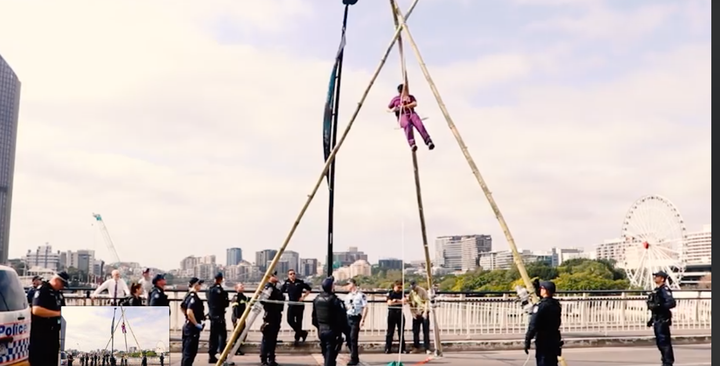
[92,270,130,305]
[138,268,153,299]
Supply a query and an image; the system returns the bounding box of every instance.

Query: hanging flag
[322,29,347,184]
[121,322,126,334]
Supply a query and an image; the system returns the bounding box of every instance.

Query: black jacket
[120,296,143,306]
[312,291,350,334]
[231,293,249,324]
[262,283,284,322]
[647,285,676,321]
[525,297,562,345]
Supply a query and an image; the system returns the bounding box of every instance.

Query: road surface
[169,343,711,366]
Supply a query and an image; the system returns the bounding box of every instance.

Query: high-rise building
[255,249,278,272]
[61,249,97,276]
[378,258,403,271]
[684,225,711,265]
[299,258,318,277]
[226,247,243,266]
[595,238,628,267]
[25,243,61,271]
[280,250,300,273]
[435,235,492,271]
[0,55,21,265]
[333,247,368,267]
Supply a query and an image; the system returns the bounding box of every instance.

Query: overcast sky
[0,0,710,270]
[62,306,169,352]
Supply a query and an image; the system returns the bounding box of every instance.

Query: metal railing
[61,289,711,338]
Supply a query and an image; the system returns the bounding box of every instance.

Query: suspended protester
[408,281,432,354]
[647,271,677,366]
[231,283,249,355]
[260,271,284,366]
[388,84,435,151]
[26,275,42,304]
[121,282,144,306]
[29,271,69,366]
[385,280,409,354]
[524,281,562,366]
[149,273,170,307]
[207,272,230,364]
[312,277,350,366]
[281,268,312,345]
[343,278,368,366]
[181,277,206,366]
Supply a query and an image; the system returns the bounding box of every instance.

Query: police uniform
[385,288,408,353]
[231,290,249,355]
[313,277,350,366]
[26,275,42,304]
[149,274,170,307]
[159,354,165,366]
[260,272,284,366]
[524,281,562,366]
[29,271,68,366]
[206,272,229,363]
[344,281,367,365]
[181,278,206,366]
[281,276,312,343]
[647,271,677,366]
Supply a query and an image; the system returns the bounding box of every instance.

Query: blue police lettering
[0,323,29,337]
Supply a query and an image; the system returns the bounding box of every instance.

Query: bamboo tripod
[216,1,566,365]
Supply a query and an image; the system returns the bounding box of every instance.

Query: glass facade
[0,55,20,265]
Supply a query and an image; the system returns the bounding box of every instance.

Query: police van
[0,265,30,366]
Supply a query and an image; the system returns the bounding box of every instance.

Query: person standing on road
[647,271,677,366]
[260,271,284,366]
[207,272,230,363]
[29,271,69,366]
[230,283,249,356]
[385,281,409,354]
[149,274,170,307]
[92,270,131,305]
[159,353,164,366]
[408,281,431,354]
[343,278,368,365]
[281,268,312,345]
[524,281,562,366]
[26,275,42,304]
[312,276,350,366]
[181,277,206,366]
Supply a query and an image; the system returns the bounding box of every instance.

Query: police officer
[260,271,284,366]
[159,353,164,366]
[26,275,42,304]
[385,280,408,354]
[207,272,230,363]
[647,271,677,366]
[281,268,312,345]
[231,283,249,356]
[181,277,206,366]
[149,273,170,307]
[141,354,147,366]
[313,277,350,366]
[524,281,562,366]
[29,271,69,366]
[344,278,368,366]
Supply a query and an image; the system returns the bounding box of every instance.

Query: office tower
[0,55,21,264]
[435,235,492,271]
[255,249,278,272]
[227,247,243,266]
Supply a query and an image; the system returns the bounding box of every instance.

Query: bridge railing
[61,289,712,337]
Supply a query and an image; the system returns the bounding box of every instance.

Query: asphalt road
[169,343,711,366]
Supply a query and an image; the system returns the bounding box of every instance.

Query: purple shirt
[388,94,417,114]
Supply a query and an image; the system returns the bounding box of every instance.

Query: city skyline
[0,54,20,264]
[1,1,711,271]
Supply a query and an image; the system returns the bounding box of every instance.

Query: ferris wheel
[155,341,166,354]
[621,195,687,290]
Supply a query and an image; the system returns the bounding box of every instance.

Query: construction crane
[92,213,122,265]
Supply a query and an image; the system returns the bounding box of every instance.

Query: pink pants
[399,113,432,147]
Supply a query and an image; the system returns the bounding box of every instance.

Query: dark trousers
[181,322,200,366]
[535,340,560,366]
[319,330,342,366]
[348,316,362,362]
[260,322,281,362]
[385,311,407,351]
[653,320,675,366]
[412,315,430,350]
[287,304,306,340]
[208,317,227,357]
[29,328,60,366]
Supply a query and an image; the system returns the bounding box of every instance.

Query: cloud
[62,307,170,352]
[1,1,710,270]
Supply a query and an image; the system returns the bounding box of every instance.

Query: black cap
[653,271,669,279]
[215,272,224,279]
[321,276,335,292]
[142,268,151,274]
[31,275,42,281]
[152,274,165,285]
[270,271,278,277]
[55,271,70,285]
[397,84,405,93]
[410,280,417,287]
[540,281,556,294]
[188,277,204,286]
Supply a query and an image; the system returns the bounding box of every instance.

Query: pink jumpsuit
[388,94,433,148]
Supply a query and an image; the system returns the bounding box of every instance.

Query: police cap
[55,271,70,286]
[31,275,42,281]
[188,277,204,286]
[215,272,224,279]
[653,271,669,279]
[270,271,278,277]
[152,273,165,285]
[539,281,556,294]
[321,276,335,292]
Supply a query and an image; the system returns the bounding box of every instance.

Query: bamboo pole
[214,1,422,364]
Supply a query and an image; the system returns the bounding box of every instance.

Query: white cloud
[1,1,710,270]
[62,306,169,351]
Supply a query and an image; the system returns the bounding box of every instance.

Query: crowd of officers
[25,267,678,366]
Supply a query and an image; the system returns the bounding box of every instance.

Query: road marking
[310,353,325,365]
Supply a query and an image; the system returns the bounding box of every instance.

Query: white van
[0,265,31,366]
